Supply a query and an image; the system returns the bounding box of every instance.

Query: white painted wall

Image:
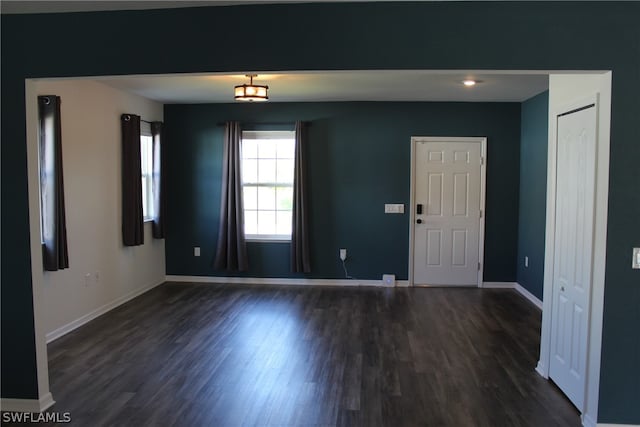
[538,72,612,427]
[27,79,166,340]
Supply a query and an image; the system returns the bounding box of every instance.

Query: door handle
[416,204,423,215]
[561,286,565,292]
[417,219,423,224]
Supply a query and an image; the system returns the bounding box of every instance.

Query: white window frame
[241,130,295,242]
[140,124,154,222]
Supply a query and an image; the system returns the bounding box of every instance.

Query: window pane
[276,187,293,211]
[258,140,277,158]
[257,211,276,235]
[277,159,294,183]
[276,211,292,236]
[257,159,277,183]
[243,186,257,210]
[245,210,258,235]
[142,177,148,218]
[140,135,154,219]
[242,159,258,183]
[242,139,258,159]
[141,136,152,175]
[257,186,276,210]
[276,139,295,158]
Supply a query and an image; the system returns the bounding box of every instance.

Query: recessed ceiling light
[463,79,477,87]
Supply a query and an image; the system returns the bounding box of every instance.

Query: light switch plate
[384,204,405,214]
[633,248,640,269]
[194,247,201,257]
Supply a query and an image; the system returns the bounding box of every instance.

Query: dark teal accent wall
[1,3,638,422]
[164,102,521,281]
[517,91,549,300]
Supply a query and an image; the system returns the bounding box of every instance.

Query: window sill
[144,218,154,223]
[246,237,291,243]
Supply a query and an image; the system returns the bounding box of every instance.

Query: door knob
[561,286,565,292]
[417,219,423,224]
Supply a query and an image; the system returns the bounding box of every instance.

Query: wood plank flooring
[39,283,580,426]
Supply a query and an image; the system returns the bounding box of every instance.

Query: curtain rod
[122,114,158,124]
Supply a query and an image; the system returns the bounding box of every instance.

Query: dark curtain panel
[38,95,69,271]
[151,121,165,239]
[213,122,248,271]
[121,114,144,246]
[291,121,311,273]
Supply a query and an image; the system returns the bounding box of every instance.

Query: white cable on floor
[342,259,355,280]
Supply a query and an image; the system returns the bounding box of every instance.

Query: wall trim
[514,283,543,310]
[482,281,517,289]
[482,282,543,310]
[45,280,165,343]
[595,424,640,427]
[582,414,597,427]
[1,393,55,413]
[166,275,410,288]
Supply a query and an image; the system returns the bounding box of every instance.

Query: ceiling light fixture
[463,79,477,87]
[234,74,269,101]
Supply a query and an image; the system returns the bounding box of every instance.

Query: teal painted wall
[1,3,638,423]
[164,102,521,281]
[517,91,549,300]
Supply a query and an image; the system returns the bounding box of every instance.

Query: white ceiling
[92,71,549,104]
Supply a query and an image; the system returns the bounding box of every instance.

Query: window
[140,133,154,221]
[241,130,295,240]
[38,111,55,243]
[37,95,69,270]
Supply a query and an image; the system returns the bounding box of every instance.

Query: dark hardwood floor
[38,283,579,426]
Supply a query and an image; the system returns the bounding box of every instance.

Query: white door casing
[409,137,486,287]
[548,104,597,411]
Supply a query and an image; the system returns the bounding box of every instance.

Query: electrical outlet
[524,256,529,268]
[84,273,91,287]
[194,247,201,257]
[340,249,347,261]
[633,248,640,269]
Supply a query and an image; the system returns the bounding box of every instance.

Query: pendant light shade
[234,74,269,102]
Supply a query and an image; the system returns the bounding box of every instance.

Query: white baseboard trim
[166,275,410,288]
[514,283,543,310]
[482,281,518,289]
[582,415,597,427]
[535,360,548,378]
[1,393,55,413]
[482,282,543,310]
[45,279,165,343]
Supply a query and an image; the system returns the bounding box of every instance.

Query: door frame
[408,136,487,287]
[537,76,611,426]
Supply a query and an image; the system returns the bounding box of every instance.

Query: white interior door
[549,104,597,411]
[412,139,483,286]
